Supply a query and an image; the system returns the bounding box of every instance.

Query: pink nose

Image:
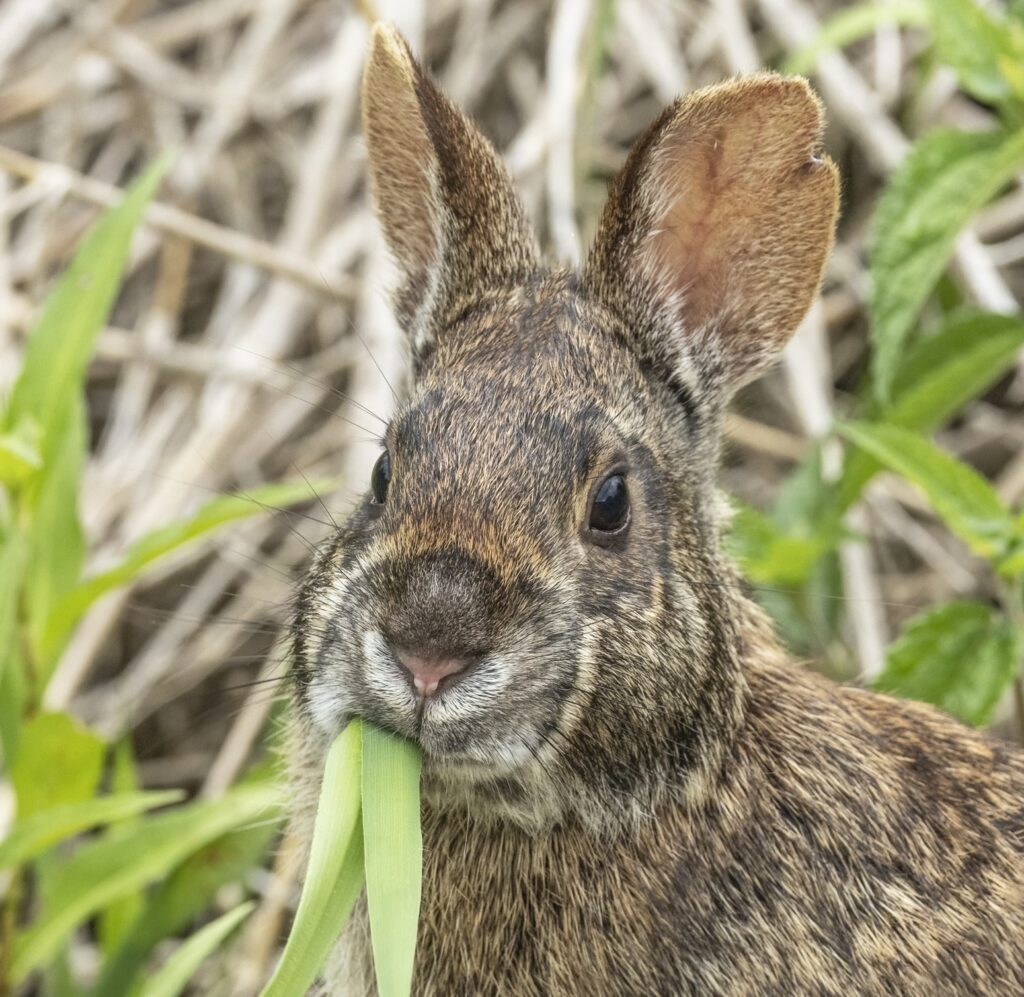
[395,650,474,699]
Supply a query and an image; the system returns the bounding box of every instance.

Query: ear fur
[362,25,540,369]
[585,74,839,393]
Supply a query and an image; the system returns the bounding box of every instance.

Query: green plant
[0,166,323,994]
[261,720,422,997]
[729,0,1024,723]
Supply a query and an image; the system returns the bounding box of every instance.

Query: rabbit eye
[370,451,391,505]
[587,473,630,536]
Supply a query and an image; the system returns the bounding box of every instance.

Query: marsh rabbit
[287,24,1024,996]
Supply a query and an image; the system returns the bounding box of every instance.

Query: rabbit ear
[585,74,839,394]
[362,24,540,369]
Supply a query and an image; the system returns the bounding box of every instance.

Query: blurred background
[2,0,1023,993]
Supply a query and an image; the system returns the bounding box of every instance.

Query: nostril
[394,649,477,699]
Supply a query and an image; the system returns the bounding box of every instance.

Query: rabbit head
[292,25,839,832]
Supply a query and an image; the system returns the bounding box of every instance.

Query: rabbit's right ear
[362,25,540,371]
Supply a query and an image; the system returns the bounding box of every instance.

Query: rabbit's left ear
[585,75,839,392]
[362,24,540,371]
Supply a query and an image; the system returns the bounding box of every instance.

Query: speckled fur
[286,25,1024,996]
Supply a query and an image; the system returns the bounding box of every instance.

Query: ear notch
[586,74,839,390]
[362,25,540,366]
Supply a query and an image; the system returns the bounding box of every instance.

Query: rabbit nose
[395,649,476,699]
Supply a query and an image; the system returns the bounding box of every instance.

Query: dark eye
[370,451,391,505]
[587,473,630,536]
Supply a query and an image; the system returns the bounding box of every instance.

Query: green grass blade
[260,721,364,997]
[4,158,167,462]
[42,477,336,661]
[139,901,254,997]
[362,724,423,997]
[782,0,926,75]
[0,790,184,870]
[12,785,279,983]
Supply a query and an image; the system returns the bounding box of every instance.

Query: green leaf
[0,527,24,735]
[3,160,167,463]
[93,821,277,997]
[727,501,834,586]
[11,711,105,820]
[138,901,254,997]
[876,601,1020,725]
[0,790,183,870]
[837,422,1015,560]
[98,740,145,957]
[22,394,86,673]
[362,725,422,997]
[783,0,927,75]
[261,721,365,997]
[925,0,1024,106]
[12,784,280,983]
[0,415,42,487]
[839,313,1024,508]
[870,128,1024,401]
[42,477,334,662]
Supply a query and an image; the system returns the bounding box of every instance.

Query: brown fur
[287,25,1024,996]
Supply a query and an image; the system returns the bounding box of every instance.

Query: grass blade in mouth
[260,720,364,997]
[362,724,423,997]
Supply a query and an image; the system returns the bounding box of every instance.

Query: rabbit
[286,23,1024,997]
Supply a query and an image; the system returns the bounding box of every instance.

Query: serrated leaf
[362,724,422,997]
[870,128,1024,401]
[139,901,254,997]
[876,601,1020,725]
[41,476,335,664]
[839,313,1024,508]
[783,0,926,75]
[11,711,105,820]
[837,422,1015,560]
[0,790,183,870]
[925,0,1024,106]
[12,784,280,983]
[260,721,365,997]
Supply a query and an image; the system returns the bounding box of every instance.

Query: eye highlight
[370,451,391,505]
[586,472,630,538]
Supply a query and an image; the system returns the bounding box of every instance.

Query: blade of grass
[41,477,336,660]
[260,721,364,997]
[0,790,184,870]
[12,785,279,982]
[362,725,422,997]
[138,901,254,997]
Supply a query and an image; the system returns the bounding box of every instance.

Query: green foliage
[869,128,1024,401]
[0,791,183,871]
[783,0,927,76]
[838,422,1021,566]
[877,602,1020,726]
[0,166,333,994]
[727,0,1024,725]
[261,721,365,997]
[139,902,254,997]
[925,0,1024,106]
[363,724,423,997]
[12,785,279,983]
[262,720,423,997]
